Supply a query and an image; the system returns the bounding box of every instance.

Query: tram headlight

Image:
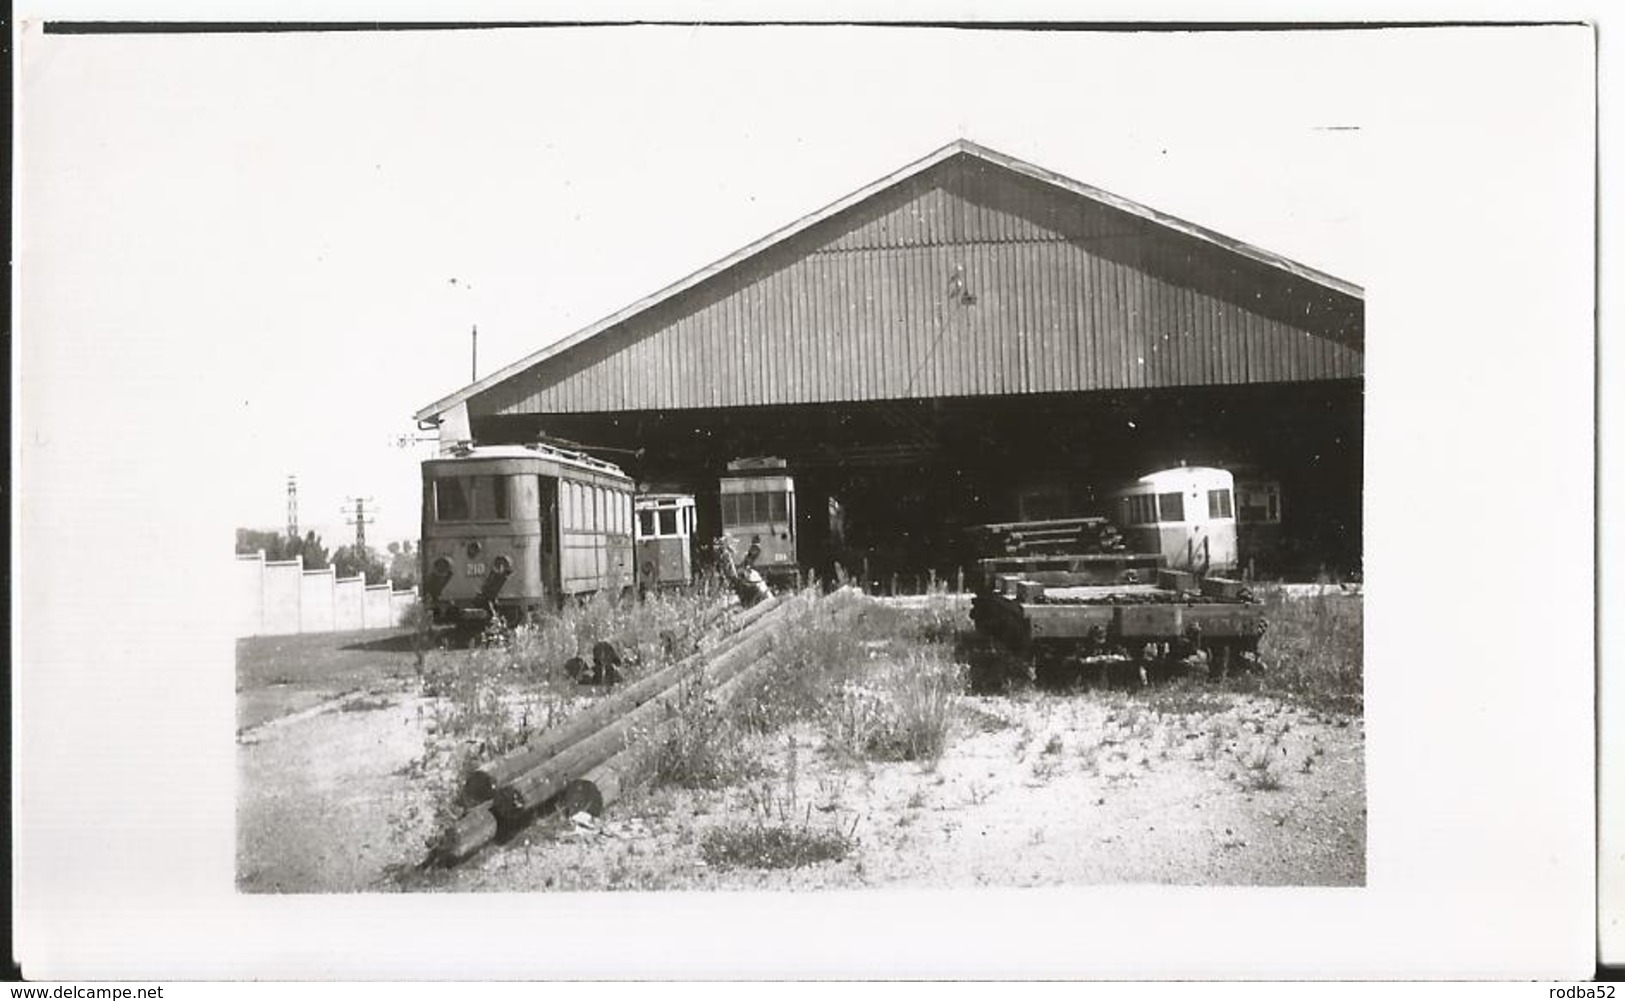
[491,555,513,577]
[426,557,454,599]
[466,541,483,559]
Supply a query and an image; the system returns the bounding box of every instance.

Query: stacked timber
[964,516,1126,559]
[433,593,805,865]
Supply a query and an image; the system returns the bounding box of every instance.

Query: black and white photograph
[239,137,1366,894]
[12,12,1599,982]
[200,27,1370,896]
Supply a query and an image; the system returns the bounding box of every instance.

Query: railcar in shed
[420,443,634,630]
[634,493,697,591]
[719,457,800,590]
[1113,467,1240,575]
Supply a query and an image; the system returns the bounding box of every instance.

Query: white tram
[1113,466,1239,575]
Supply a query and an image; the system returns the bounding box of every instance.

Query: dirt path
[236,685,437,893]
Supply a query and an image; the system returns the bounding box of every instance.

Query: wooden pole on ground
[464,595,788,801]
[558,598,843,818]
[435,804,499,865]
[490,602,798,821]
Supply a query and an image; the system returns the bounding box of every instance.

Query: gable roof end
[415,139,1362,423]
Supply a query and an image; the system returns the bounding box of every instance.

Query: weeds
[397,588,732,848]
[1237,741,1285,792]
[911,593,970,645]
[730,591,867,733]
[822,646,966,766]
[1256,589,1363,713]
[699,750,857,871]
[698,822,855,871]
[647,677,762,790]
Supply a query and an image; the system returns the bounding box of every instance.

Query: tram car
[420,443,634,629]
[634,493,697,591]
[719,457,800,589]
[1113,466,1239,575]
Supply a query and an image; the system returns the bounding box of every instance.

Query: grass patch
[729,590,869,734]
[699,822,855,870]
[396,588,734,847]
[338,694,395,713]
[822,646,966,766]
[1237,741,1286,792]
[699,742,857,871]
[646,679,763,790]
[1256,589,1363,713]
[1142,680,1234,717]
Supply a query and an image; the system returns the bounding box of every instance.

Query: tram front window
[435,475,510,522]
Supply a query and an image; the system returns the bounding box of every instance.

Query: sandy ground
[238,643,1364,892]
[237,682,436,893]
[423,691,1364,892]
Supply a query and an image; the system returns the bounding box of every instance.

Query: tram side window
[1207,488,1234,519]
[1156,492,1184,523]
[562,482,578,530]
[1122,493,1157,526]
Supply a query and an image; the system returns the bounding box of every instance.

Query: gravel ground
[422,691,1364,892]
[238,622,1364,893]
[237,683,435,893]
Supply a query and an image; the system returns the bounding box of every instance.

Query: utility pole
[343,497,377,553]
[286,475,299,539]
[471,323,478,381]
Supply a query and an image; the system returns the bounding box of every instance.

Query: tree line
[235,529,419,591]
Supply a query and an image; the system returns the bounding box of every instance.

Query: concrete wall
[364,585,393,629]
[237,551,416,638]
[390,591,417,627]
[300,568,336,633]
[236,553,266,637]
[334,577,365,631]
[262,559,303,636]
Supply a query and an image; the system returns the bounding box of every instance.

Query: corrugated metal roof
[417,140,1362,422]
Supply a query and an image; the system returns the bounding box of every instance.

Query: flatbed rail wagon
[971,568,1267,687]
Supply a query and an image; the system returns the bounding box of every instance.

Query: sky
[20,24,1365,548]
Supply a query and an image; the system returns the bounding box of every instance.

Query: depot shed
[416,140,1363,580]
